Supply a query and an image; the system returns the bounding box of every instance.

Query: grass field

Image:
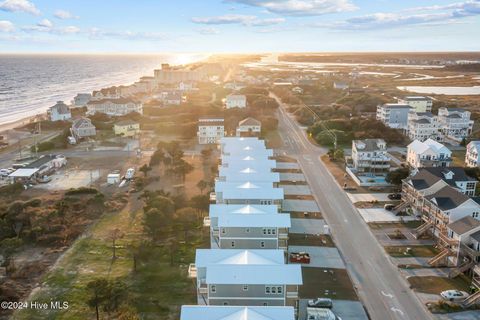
[384,245,439,258]
[408,275,471,294]
[299,267,358,301]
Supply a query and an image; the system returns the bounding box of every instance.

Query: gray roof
[381,103,412,109]
[88,98,138,105]
[51,101,70,115]
[407,167,476,190]
[72,117,94,129]
[403,96,432,101]
[448,216,480,235]
[413,119,431,124]
[426,185,470,210]
[25,155,57,169]
[447,114,462,119]
[471,230,480,242]
[353,139,386,152]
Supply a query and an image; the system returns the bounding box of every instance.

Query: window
[231,241,235,247]
[223,302,228,306]
[243,285,248,291]
[271,287,276,294]
[263,228,267,235]
[263,302,268,306]
[467,182,476,190]
[473,212,479,218]
[267,229,271,235]
[211,285,216,293]
[221,228,226,234]
[260,241,265,248]
[245,228,250,233]
[277,286,283,294]
[272,229,276,235]
[265,287,270,294]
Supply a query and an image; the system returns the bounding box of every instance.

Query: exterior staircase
[428,248,451,266]
[413,220,432,239]
[392,201,409,215]
[448,259,475,279]
[462,290,480,308]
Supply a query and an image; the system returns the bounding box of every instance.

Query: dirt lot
[289,234,335,247]
[408,275,472,294]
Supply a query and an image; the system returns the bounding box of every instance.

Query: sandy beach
[0,115,38,135]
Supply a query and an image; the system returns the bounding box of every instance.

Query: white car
[440,290,469,302]
[0,169,11,177]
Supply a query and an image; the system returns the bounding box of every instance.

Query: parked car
[308,298,333,309]
[388,193,402,200]
[384,204,396,211]
[289,252,310,264]
[307,308,341,320]
[440,290,469,302]
[0,169,11,177]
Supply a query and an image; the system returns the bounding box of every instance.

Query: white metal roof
[221,148,273,157]
[222,159,277,171]
[215,181,275,193]
[218,213,291,228]
[195,249,285,268]
[221,187,284,200]
[219,170,280,183]
[180,306,295,320]
[206,264,303,285]
[209,204,279,218]
[8,168,39,177]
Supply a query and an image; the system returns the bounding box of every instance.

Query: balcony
[278,232,289,240]
[203,217,211,227]
[286,291,299,299]
[209,192,216,202]
[198,283,208,294]
[460,243,480,259]
[188,264,197,278]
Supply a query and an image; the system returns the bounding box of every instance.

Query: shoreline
[0,115,38,135]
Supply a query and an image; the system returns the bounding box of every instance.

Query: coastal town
[2,52,480,320]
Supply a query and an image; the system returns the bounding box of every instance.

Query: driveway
[289,246,345,269]
[283,199,320,212]
[357,208,417,223]
[347,193,391,203]
[401,268,451,278]
[280,172,306,182]
[281,184,311,196]
[276,162,300,170]
[290,218,328,235]
[298,299,368,320]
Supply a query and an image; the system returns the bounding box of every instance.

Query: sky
[0,0,479,53]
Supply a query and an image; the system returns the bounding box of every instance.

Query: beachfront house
[376,103,412,129]
[197,118,225,145]
[351,139,390,173]
[398,96,433,113]
[48,101,71,122]
[236,117,261,137]
[180,306,295,320]
[188,249,301,307]
[407,112,441,142]
[438,108,474,144]
[407,139,452,170]
[213,181,284,206]
[225,94,247,109]
[91,87,121,100]
[113,120,140,137]
[72,93,92,107]
[86,98,143,116]
[71,117,96,139]
[465,141,480,167]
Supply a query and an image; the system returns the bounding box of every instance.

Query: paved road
[274,96,432,320]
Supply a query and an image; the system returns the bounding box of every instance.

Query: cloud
[54,9,78,20]
[59,26,80,34]
[88,28,167,41]
[311,0,480,30]
[191,14,285,26]
[225,0,356,16]
[0,0,40,15]
[198,27,220,35]
[37,18,53,29]
[0,20,14,32]
[191,14,256,25]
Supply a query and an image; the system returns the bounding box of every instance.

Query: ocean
[0,53,208,126]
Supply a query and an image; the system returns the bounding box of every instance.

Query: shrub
[65,187,99,195]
